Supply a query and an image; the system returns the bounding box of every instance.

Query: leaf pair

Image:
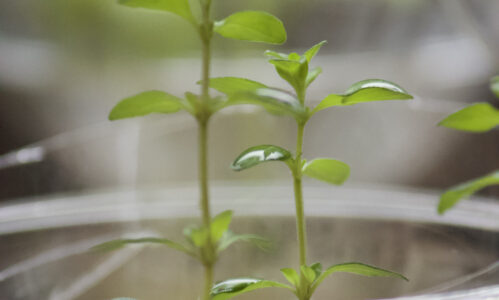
[231,145,350,186]
[210,262,407,300]
[119,0,286,44]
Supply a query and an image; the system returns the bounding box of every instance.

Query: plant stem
[294,122,307,267]
[198,1,214,299]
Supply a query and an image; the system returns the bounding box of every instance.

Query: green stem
[294,123,307,267]
[198,1,214,299]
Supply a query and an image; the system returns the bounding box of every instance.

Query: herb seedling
[437,76,499,214]
[93,1,286,299]
[209,41,412,300]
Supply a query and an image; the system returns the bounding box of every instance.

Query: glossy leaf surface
[231,145,292,171]
[118,0,195,24]
[491,76,499,98]
[214,11,286,44]
[302,159,350,185]
[312,262,408,292]
[438,103,499,132]
[312,79,412,114]
[91,237,193,255]
[211,210,233,243]
[109,91,184,120]
[235,88,306,118]
[211,278,292,300]
[439,171,499,214]
[280,268,299,287]
[204,77,267,98]
[217,230,272,252]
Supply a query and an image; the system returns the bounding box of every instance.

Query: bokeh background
[0,0,498,202]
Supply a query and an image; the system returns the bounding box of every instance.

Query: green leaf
[310,263,323,279]
[312,262,407,292]
[109,91,184,120]
[214,11,286,44]
[491,76,499,98]
[438,103,499,133]
[264,50,288,60]
[269,59,308,95]
[303,40,327,62]
[217,230,272,252]
[233,88,306,118]
[302,158,350,185]
[91,237,194,256]
[300,265,316,283]
[280,268,299,287]
[211,210,233,243]
[312,79,413,114]
[118,0,195,24]
[231,144,292,171]
[211,278,293,300]
[306,67,322,87]
[439,170,499,214]
[183,226,208,247]
[204,77,267,97]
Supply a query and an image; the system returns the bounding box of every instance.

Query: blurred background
[0,0,498,201]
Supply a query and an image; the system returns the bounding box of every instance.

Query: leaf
[231,144,292,171]
[438,103,499,133]
[211,210,233,243]
[306,67,322,87]
[300,265,316,283]
[312,79,413,114]
[217,230,272,252]
[312,262,408,292]
[269,59,308,95]
[211,278,293,300]
[264,50,288,60]
[118,0,195,24]
[304,40,327,62]
[243,88,307,117]
[439,170,499,214]
[280,268,299,287]
[302,159,350,185]
[109,91,184,120]
[91,237,194,256]
[491,76,499,98]
[310,263,323,279]
[214,11,286,44]
[183,226,209,247]
[204,77,267,97]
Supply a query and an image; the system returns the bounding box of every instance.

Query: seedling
[437,76,499,214]
[209,41,411,300]
[93,0,286,299]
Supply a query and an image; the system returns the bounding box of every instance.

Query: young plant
[209,41,411,300]
[437,76,499,214]
[93,1,286,299]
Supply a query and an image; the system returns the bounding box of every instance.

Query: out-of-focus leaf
[109,91,184,120]
[491,76,499,98]
[118,0,195,24]
[233,88,306,118]
[231,144,292,171]
[280,268,299,287]
[183,225,209,247]
[214,11,286,44]
[312,79,412,114]
[438,103,499,132]
[302,158,350,185]
[310,263,323,279]
[312,262,408,293]
[303,41,327,62]
[306,67,322,87]
[439,171,499,214]
[91,237,194,256]
[204,77,267,97]
[300,265,316,283]
[217,230,272,252]
[211,210,233,243]
[211,278,293,300]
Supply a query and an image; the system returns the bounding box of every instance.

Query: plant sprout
[209,41,412,300]
[93,0,286,299]
[437,76,499,214]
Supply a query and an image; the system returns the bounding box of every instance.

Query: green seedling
[437,76,499,214]
[210,41,411,300]
[93,0,286,299]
